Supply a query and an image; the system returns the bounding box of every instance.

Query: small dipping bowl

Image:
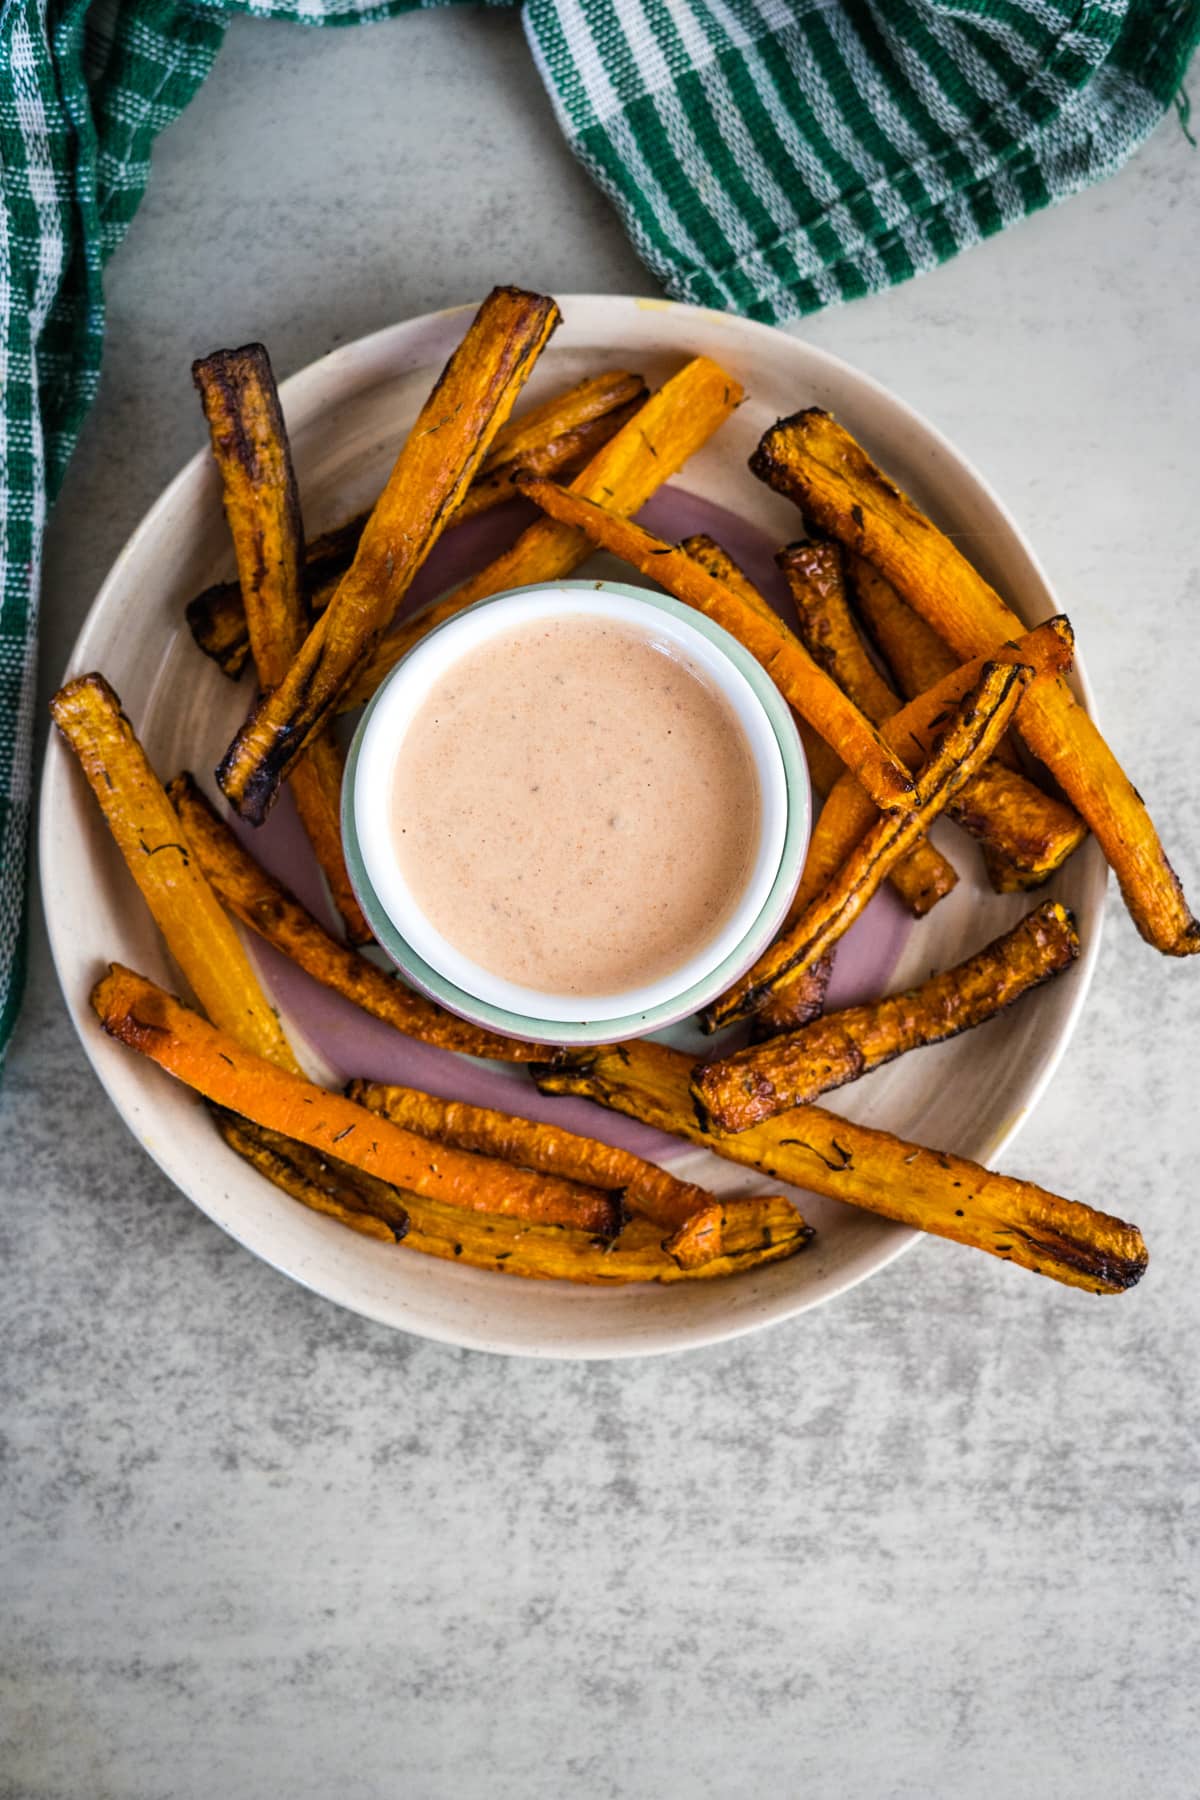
[343,580,810,1045]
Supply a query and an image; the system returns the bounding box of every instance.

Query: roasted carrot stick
[845,549,1021,770]
[779,539,1086,891]
[702,661,1029,1030]
[50,674,298,1071]
[733,620,1075,1034]
[92,965,622,1235]
[212,1107,409,1243]
[217,1109,812,1284]
[533,1039,1147,1295]
[751,410,1198,955]
[192,343,370,942]
[681,533,956,922]
[344,1080,801,1270]
[217,286,560,822]
[344,1080,715,1229]
[694,901,1080,1130]
[750,955,836,1039]
[515,476,916,815]
[186,370,648,680]
[340,354,743,712]
[455,368,649,520]
[167,773,553,1064]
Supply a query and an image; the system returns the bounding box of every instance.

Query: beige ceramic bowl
[39,296,1105,1358]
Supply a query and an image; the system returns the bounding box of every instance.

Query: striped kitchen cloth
[2,0,1198,1062]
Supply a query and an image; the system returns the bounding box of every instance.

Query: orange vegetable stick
[533,1038,1148,1296]
[694,900,1080,1130]
[345,1080,801,1271]
[735,620,1076,1034]
[703,660,1029,1030]
[50,674,298,1072]
[752,410,1199,955]
[217,1109,812,1284]
[845,549,1020,771]
[779,538,1087,892]
[192,343,371,943]
[217,286,560,822]
[92,965,623,1236]
[185,370,649,680]
[682,532,956,923]
[212,1107,408,1243]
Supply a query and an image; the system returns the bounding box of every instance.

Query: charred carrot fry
[779,539,1086,892]
[344,1080,715,1229]
[702,661,1029,1030]
[186,370,648,680]
[50,674,298,1071]
[751,410,1198,955]
[750,955,836,1039]
[344,1080,801,1270]
[455,368,649,520]
[216,1109,812,1284]
[533,1039,1147,1295]
[694,901,1080,1130]
[845,549,1021,771]
[212,1107,408,1243]
[719,618,1074,1033]
[92,965,622,1236]
[682,533,956,922]
[217,287,560,822]
[192,343,370,942]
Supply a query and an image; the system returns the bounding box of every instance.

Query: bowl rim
[342,578,811,1042]
[37,292,1107,1359]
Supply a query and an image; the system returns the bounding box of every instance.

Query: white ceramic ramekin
[343,580,810,1044]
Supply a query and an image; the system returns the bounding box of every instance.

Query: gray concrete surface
[3,10,1199,1796]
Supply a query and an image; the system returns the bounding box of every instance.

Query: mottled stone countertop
[3,13,1197,1797]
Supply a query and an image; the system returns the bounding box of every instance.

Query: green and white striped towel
[2,0,1198,1061]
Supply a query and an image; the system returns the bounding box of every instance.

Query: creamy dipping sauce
[391,616,761,996]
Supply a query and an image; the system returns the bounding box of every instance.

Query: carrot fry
[750,954,836,1039]
[732,619,1074,1033]
[455,368,649,520]
[344,1080,713,1228]
[212,1107,408,1243]
[290,745,371,941]
[92,965,622,1235]
[217,286,560,822]
[344,1080,800,1270]
[532,1039,1147,1295]
[703,660,1029,1031]
[515,476,916,814]
[216,1108,812,1284]
[845,549,1020,771]
[340,354,743,712]
[50,674,298,1071]
[780,539,1086,891]
[186,371,648,680]
[167,773,553,1064]
[192,343,370,942]
[694,900,1079,1130]
[682,533,957,920]
[186,582,252,678]
[751,410,1199,954]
